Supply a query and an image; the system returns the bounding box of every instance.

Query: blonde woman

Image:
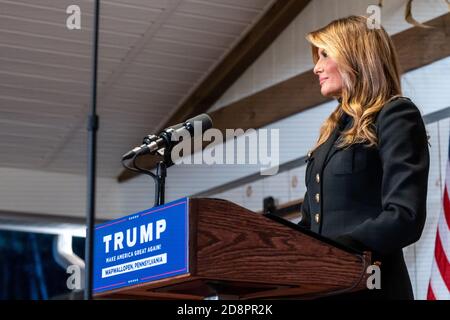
[300,15,429,299]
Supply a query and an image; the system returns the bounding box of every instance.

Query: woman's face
[313,48,343,98]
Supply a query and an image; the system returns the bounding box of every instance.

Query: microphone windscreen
[185,113,213,132]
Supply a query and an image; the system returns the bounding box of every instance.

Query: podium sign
[93,198,189,293]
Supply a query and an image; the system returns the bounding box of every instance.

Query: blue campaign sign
[93,197,189,293]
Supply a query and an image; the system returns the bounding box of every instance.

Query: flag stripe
[443,186,450,229]
[430,259,450,300]
[446,162,450,191]
[427,283,436,300]
[427,135,450,300]
[435,230,450,292]
[438,214,450,263]
[445,162,450,192]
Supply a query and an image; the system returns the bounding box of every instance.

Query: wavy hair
[306,15,402,153]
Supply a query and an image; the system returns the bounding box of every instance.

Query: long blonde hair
[306,15,402,153]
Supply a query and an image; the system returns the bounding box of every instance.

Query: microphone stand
[122,133,174,208]
[151,131,173,206]
[85,0,100,301]
[155,160,167,206]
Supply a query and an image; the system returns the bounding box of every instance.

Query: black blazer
[300,97,430,300]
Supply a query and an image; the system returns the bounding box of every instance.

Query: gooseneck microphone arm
[121,113,213,208]
[121,153,167,207]
[121,113,212,161]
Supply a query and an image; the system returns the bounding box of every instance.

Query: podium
[94,198,371,300]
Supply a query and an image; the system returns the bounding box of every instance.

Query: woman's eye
[322,51,328,58]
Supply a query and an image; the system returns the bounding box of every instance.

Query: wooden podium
[95,198,371,300]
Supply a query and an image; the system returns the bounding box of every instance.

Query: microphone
[122,113,213,160]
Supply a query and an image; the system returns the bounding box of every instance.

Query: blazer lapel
[312,113,352,175]
[323,113,353,168]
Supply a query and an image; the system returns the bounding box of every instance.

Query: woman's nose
[314,61,323,75]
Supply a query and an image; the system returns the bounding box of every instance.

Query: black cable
[132,156,161,206]
[121,154,161,207]
[120,154,157,180]
[121,157,140,174]
[132,155,157,180]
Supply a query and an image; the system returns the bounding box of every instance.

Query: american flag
[427,137,450,300]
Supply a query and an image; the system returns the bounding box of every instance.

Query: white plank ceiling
[0,0,276,176]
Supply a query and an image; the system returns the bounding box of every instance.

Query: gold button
[315,213,320,224]
[315,193,320,203]
[315,173,320,183]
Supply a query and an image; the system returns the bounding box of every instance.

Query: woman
[300,15,429,299]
